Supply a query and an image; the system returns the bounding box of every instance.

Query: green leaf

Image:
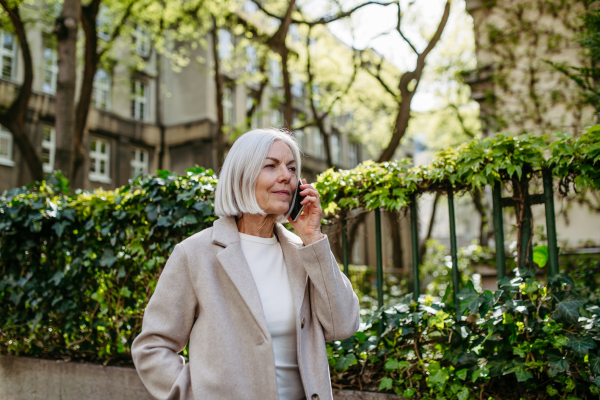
[384,358,399,371]
[533,245,549,268]
[507,365,533,382]
[457,280,483,315]
[378,377,393,390]
[590,355,600,375]
[99,249,118,268]
[119,287,132,298]
[457,388,469,400]
[553,295,584,324]
[403,388,416,398]
[334,354,357,372]
[456,368,468,381]
[566,335,596,357]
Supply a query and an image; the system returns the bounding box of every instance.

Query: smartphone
[289,181,306,222]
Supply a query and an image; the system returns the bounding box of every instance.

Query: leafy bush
[0,168,217,364]
[328,263,600,399]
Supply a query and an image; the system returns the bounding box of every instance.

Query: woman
[132,129,360,400]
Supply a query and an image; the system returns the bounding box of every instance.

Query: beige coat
[131,216,360,400]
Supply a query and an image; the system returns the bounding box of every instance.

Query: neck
[236,214,278,238]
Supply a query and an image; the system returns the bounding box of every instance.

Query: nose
[278,165,293,183]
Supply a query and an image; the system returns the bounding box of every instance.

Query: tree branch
[98,0,139,58]
[396,1,418,54]
[251,0,397,27]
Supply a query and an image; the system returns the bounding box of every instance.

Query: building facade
[0,13,363,193]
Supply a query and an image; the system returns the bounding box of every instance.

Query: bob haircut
[214,129,302,223]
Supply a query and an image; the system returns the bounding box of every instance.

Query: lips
[273,190,290,196]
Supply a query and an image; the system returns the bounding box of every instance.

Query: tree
[53,0,80,180]
[0,1,42,181]
[359,0,451,162]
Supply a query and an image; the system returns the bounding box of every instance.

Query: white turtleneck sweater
[238,232,305,400]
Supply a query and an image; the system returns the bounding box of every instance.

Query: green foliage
[0,168,217,363]
[316,126,600,217]
[328,260,600,399]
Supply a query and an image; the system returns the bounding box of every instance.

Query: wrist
[303,233,325,246]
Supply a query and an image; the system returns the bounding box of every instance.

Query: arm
[131,244,198,400]
[297,235,360,341]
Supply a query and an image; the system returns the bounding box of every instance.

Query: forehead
[266,140,295,161]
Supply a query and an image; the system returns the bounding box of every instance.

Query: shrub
[0,168,217,364]
[328,263,600,399]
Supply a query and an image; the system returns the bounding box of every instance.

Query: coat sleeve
[131,244,198,400]
[297,235,360,341]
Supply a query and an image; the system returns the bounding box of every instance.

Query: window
[243,0,258,14]
[133,25,151,57]
[295,130,306,150]
[0,127,14,167]
[271,109,282,127]
[289,24,300,43]
[349,142,358,167]
[312,129,323,158]
[270,59,281,87]
[89,138,111,183]
[131,80,148,121]
[247,94,260,129]
[291,78,303,98]
[312,83,320,108]
[41,127,56,173]
[218,29,232,59]
[92,69,111,110]
[97,6,111,41]
[245,46,257,74]
[0,30,17,80]
[331,134,340,165]
[43,46,58,94]
[131,148,148,178]
[223,86,234,126]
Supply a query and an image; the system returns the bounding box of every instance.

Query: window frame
[130,147,149,178]
[92,68,112,111]
[222,85,234,126]
[0,126,14,167]
[0,30,17,80]
[41,126,56,173]
[88,137,111,183]
[43,46,58,94]
[331,134,340,165]
[130,79,149,121]
[133,25,151,57]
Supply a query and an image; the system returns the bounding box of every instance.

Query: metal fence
[339,168,560,316]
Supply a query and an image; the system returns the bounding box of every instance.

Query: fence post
[543,169,559,277]
[520,196,533,269]
[375,209,384,334]
[447,187,460,314]
[342,219,349,277]
[492,182,506,280]
[409,194,420,301]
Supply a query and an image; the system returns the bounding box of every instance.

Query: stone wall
[0,355,403,400]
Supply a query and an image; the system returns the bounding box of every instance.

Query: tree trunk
[73,0,101,188]
[211,19,225,169]
[388,211,404,271]
[0,1,42,181]
[376,0,451,162]
[280,49,293,127]
[54,0,80,182]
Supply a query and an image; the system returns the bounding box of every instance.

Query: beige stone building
[0,9,363,193]
[464,0,600,248]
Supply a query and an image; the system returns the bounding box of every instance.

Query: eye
[289,167,296,172]
[264,164,275,168]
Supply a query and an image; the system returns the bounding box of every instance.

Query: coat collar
[212,216,307,336]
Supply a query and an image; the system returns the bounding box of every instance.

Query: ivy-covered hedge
[0,168,217,364]
[328,262,600,400]
[316,125,600,215]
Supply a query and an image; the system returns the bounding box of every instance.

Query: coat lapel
[213,217,271,340]
[275,224,308,316]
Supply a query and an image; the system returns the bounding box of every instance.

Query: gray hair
[214,129,302,223]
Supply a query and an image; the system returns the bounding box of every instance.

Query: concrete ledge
[0,355,403,400]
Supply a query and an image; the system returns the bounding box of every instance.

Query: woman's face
[255,140,298,216]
